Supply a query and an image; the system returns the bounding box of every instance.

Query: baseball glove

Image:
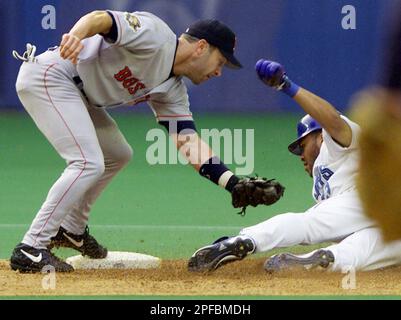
[231,177,285,215]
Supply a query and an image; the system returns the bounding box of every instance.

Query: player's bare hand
[60,33,84,65]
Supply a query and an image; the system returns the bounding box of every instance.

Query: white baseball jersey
[312,116,360,202]
[77,10,192,122]
[241,115,401,271]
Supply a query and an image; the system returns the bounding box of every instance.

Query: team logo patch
[125,13,141,31]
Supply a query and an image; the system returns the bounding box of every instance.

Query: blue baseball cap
[288,115,322,155]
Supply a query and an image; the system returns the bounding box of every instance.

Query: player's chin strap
[12,43,37,62]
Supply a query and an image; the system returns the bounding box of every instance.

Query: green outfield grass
[0,111,316,260]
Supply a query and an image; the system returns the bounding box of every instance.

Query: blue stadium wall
[0,0,398,113]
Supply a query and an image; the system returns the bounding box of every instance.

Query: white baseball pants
[240,192,401,270]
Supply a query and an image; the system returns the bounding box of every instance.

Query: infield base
[66,251,161,270]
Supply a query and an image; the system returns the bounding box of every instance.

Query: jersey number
[313,166,334,201]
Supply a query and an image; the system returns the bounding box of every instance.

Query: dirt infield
[1,259,400,297]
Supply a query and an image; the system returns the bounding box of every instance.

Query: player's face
[299,132,323,177]
[189,42,227,84]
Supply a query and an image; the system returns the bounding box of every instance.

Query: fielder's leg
[15,55,104,250]
[60,105,133,235]
[50,106,133,258]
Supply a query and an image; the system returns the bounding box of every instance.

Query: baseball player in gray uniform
[188,59,401,273]
[10,10,283,273]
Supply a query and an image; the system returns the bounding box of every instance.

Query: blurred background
[1,0,398,112]
[0,1,398,260]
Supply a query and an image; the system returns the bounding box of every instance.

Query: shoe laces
[12,43,37,62]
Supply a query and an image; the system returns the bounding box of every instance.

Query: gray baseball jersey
[14,11,193,250]
[77,10,192,122]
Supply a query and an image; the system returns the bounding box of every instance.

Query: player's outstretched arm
[168,129,284,214]
[255,59,352,148]
[60,11,113,64]
[293,88,352,147]
[170,131,213,172]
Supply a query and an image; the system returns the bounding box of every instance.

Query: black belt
[73,76,89,101]
[73,75,83,88]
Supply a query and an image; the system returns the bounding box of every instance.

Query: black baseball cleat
[188,236,255,272]
[49,226,108,259]
[10,243,74,273]
[264,249,335,273]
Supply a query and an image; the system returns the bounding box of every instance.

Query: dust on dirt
[1,259,400,297]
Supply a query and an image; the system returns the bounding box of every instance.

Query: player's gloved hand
[231,177,285,215]
[60,33,84,65]
[255,59,300,97]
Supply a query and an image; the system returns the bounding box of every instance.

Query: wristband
[280,75,300,97]
[199,156,230,186]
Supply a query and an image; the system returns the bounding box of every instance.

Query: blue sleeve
[158,120,197,134]
[100,11,118,43]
